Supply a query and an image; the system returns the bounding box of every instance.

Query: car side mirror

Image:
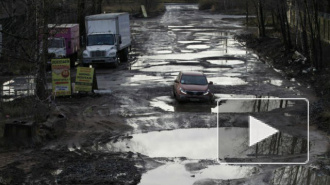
[209,81,213,85]
[174,79,179,83]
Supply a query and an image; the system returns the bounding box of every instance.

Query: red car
[173,71,213,102]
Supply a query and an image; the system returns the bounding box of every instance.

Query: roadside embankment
[235,31,330,135]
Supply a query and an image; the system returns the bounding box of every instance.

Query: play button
[249,116,279,147]
[216,98,309,164]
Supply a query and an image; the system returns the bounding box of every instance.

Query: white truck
[82,13,131,67]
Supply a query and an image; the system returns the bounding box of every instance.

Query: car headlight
[203,89,210,95]
[83,51,89,57]
[180,87,187,94]
[108,52,116,56]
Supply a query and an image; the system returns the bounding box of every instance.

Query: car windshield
[49,39,64,48]
[87,34,114,46]
[180,75,208,85]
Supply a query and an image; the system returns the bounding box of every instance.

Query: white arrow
[249,116,279,147]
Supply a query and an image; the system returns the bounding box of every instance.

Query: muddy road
[1,3,330,185]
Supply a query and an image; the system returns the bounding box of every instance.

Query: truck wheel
[113,54,120,68]
[120,48,129,63]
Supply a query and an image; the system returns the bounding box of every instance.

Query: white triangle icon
[249,116,279,147]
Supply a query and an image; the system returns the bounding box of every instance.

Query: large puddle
[97,127,307,162]
[137,65,204,72]
[208,77,248,85]
[217,98,295,113]
[139,160,258,185]
[149,95,294,114]
[207,60,245,66]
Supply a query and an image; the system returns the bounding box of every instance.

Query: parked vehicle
[82,13,131,67]
[47,24,80,67]
[173,71,214,102]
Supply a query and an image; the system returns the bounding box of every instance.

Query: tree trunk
[78,0,86,46]
[258,0,266,37]
[246,0,249,28]
[95,0,103,14]
[313,0,323,69]
[36,0,48,100]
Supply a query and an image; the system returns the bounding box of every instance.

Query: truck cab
[82,13,131,67]
[48,37,66,58]
[83,33,118,65]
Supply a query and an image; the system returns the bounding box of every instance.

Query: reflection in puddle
[207,77,248,85]
[186,45,210,49]
[217,98,294,113]
[217,128,308,162]
[271,166,330,185]
[139,160,257,185]
[207,60,245,65]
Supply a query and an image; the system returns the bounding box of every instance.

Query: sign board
[75,67,95,92]
[141,5,148,18]
[51,58,71,96]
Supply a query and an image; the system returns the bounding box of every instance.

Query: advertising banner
[75,67,95,92]
[51,58,71,96]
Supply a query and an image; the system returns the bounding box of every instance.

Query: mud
[0,3,330,185]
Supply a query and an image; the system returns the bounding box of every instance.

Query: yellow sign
[75,67,94,92]
[51,58,71,96]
